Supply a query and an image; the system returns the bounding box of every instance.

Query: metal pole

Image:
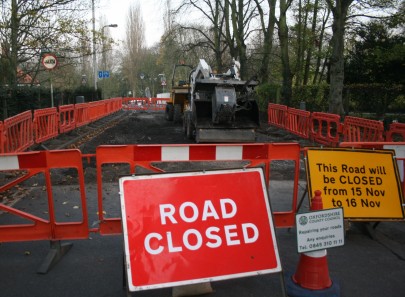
[50,73,54,107]
[92,0,97,95]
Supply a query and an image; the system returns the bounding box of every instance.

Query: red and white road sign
[119,168,281,291]
[41,53,58,70]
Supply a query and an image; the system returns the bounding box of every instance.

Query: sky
[99,0,165,47]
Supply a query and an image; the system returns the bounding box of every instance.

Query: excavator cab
[165,62,194,123]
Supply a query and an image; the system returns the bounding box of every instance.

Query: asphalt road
[1,111,405,297]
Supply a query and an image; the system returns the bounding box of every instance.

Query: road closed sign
[119,168,281,291]
[306,148,404,220]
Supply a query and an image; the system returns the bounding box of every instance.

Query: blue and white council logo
[298,215,308,226]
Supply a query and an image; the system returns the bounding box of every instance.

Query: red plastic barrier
[342,116,384,142]
[0,150,89,242]
[386,122,405,142]
[286,108,311,139]
[33,107,59,143]
[122,97,149,111]
[3,110,34,153]
[95,143,302,234]
[148,97,169,111]
[105,98,121,115]
[114,97,123,112]
[75,103,90,127]
[59,104,76,134]
[268,103,288,129]
[310,112,341,146]
[88,101,106,122]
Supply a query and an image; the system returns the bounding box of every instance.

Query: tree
[0,0,89,118]
[326,0,399,115]
[278,0,293,105]
[253,0,276,83]
[325,0,352,115]
[345,21,405,84]
[120,3,146,97]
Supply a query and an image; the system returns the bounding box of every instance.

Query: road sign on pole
[42,53,58,70]
[98,71,110,79]
[119,168,281,292]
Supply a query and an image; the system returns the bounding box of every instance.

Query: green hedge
[0,86,101,119]
[255,83,405,114]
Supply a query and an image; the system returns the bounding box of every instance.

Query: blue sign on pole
[98,71,110,79]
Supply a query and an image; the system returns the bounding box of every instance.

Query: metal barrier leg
[296,186,308,212]
[37,240,73,274]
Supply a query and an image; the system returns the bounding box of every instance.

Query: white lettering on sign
[145,198,259,255]
[159,198,237,225]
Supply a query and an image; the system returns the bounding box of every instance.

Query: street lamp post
[92,0,96,98]
[102,24,118,99]
[92,0,117,100]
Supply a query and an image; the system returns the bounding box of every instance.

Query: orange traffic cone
[292,249,332,290]
[286,190,340,297]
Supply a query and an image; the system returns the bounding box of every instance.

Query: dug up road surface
[0,110,405,297]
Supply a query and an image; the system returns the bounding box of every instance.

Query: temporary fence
[1,98,404,155]
[0,98,122,154]
[0,150,89,242]
[268,103,404,145]
[0,143,301,245]
[268,103,288,129]
[75,103,91,128]
[3,110,34,153]
[58,105,76,134]
[386,122,405,142]
[286,107,311,139]
[95,143,302,235]
[121,97,169,111]
[149,97,169,111]
[342,116,385,142]
[33,107,59,143]
[309,112,341,146]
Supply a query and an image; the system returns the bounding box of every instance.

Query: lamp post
[102,24,118,99]
[139,73,146,97]
[92,0,96,97]
[92,0,117,99]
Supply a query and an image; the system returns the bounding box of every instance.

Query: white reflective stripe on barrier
[162,146,190,161]
[384,144,405,182]
[0,156,20,170]
[216,146,243,160]
[305,249,327,258]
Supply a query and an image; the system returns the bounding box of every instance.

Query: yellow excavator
[164,62,193,123]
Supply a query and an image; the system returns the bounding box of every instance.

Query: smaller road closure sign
[119,168,281,291]
[296,208,345,253]
[306,148,404,220]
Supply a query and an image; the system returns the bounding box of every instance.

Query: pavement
[1,176,405,297]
